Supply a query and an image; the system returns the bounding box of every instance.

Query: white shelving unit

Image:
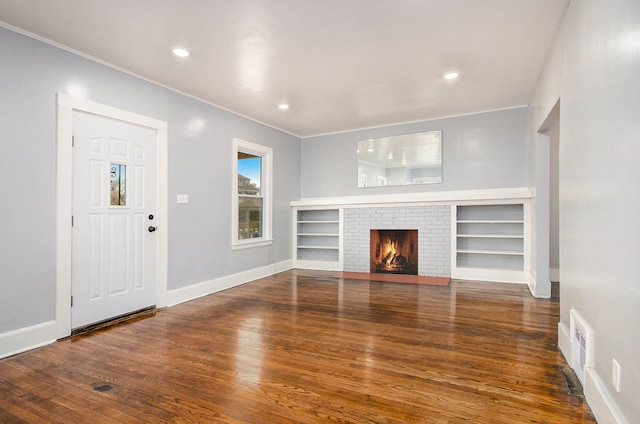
[452,204,530,283]
[293,208,343,271]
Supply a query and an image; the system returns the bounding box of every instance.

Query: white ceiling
[0,0,569,137]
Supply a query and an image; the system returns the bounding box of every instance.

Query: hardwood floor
[0,270,595,423]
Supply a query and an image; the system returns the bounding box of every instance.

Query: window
[232,138,272,249]
[110,163,126,206]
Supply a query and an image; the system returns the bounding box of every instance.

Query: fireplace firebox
[370,230,418,275]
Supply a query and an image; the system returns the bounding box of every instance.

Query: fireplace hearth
[370,230,418,275]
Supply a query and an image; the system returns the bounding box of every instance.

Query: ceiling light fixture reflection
[278,103,289,110]
[444,71,459,80]
[172,47,190,57]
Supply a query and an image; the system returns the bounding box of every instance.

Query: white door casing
[56,94,168,338]
[71,112,157,328]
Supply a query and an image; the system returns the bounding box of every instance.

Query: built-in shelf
[294,208,343,271]
[457,234,524,239]
[453,204,529,283]
[456,249,523,256]
[457,220,524,224]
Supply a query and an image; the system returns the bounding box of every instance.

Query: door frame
[55,93,168,338]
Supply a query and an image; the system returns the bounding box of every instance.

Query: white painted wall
[532,0,640,422]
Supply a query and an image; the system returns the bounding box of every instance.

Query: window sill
[232,239,273,250]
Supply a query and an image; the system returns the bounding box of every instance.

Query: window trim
[231,138,273,250]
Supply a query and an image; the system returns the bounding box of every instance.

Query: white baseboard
[525,271,551,298]
[557,322,628,424]
[549,268,560,282]
[585,367,628,424]
[0,261,293,359]
[451,267,526,284]
[557,322,572,366]
[527,271,537,297]
[0,320,57,359]
[167,259,293,306]
[294,259,343,271]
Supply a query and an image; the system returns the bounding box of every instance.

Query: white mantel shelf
[290,187,534,208]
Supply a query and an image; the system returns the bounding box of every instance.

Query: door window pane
[110,163,126,206]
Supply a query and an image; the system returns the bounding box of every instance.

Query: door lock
[148,226,157,233]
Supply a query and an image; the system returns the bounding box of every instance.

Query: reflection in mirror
[357,130,442,187]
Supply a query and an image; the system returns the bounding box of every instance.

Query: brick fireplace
[343,205,451,277]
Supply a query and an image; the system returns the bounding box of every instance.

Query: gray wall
[532,0,640,421]
[301,107,528,198]
[0,27,300,334]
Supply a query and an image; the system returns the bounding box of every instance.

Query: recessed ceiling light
[278,103,289,110]
[444,71,459,80]
[172,47,190,58]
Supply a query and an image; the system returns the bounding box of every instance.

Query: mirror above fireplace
[357,130,442,188]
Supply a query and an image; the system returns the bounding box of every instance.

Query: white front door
[71,111,158,328]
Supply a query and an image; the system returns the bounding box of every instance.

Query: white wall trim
[451,267,526,284]
[291,187,533,209]
[558,322,572,366]
[0,321,57,359]
[293,260,342,272]
[167,260,293,307]
[585,367,629,424]
[527,271,537,296]
[55,93,169,339]
[231,138,273,249]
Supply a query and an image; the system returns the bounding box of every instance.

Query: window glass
[232,139,272,248]
[238,197,263,239]
[110,163,126,206]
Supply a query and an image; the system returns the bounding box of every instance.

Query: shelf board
[456,249,524,256]
[457,234,523,239]
[457,220,524,224]
[298,233,339,237]
[297,245,339,250]
[455,265,525,272]
[297,220,340,224]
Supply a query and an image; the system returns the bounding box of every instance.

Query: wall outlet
[611,359,621,392]
[177,194,189,204]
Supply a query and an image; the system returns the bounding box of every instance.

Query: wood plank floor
[0,270,595,423]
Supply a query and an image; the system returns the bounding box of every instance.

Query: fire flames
[370,229,418,275]
[378,239,408,271]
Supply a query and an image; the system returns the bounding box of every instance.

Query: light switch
[177,194,189,204]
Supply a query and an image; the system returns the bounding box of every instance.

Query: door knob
[148,226,157,233]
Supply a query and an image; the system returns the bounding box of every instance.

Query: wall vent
[569,309,593,386]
